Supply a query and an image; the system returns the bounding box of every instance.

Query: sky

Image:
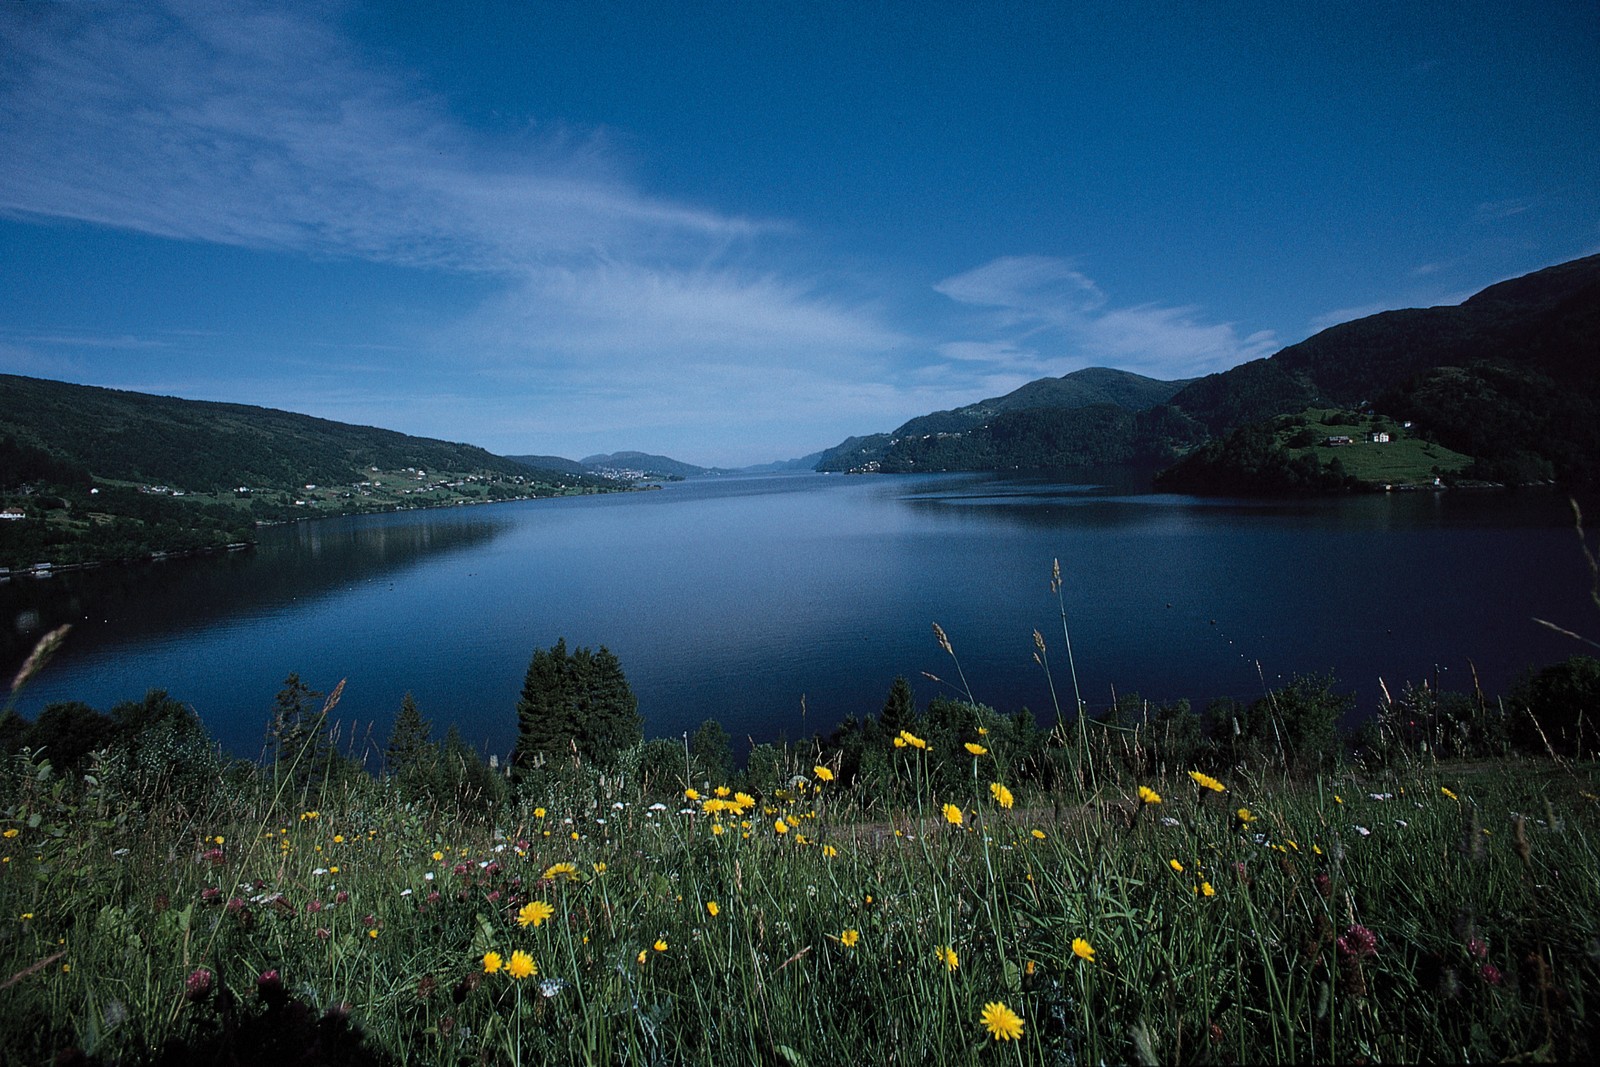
[1,1,1597,468]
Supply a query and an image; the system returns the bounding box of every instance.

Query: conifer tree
[513,639,641,771]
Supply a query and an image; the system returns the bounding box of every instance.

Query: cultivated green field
[1284,409,1474,487]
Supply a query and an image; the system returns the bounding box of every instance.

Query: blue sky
[2,1,1596,467]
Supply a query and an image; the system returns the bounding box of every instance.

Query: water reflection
[2,510,511,673]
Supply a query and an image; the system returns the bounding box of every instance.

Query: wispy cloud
[1470,197,1538,224]
[933,256,1277,380]
[0,0,902,448]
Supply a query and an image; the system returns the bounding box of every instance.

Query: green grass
[1283,409,1473,487]
[3,750,1597,1065]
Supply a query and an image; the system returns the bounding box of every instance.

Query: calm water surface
[3,472,1592,759]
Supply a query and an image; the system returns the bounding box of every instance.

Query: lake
[3,471,1594,761]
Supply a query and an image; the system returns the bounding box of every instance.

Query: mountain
[815,367,1195,473]
[816,254,1600,488]
[506,454,592,477]
[1158,253,1600,490]
[579,452,711,479]
[0,374,611,567]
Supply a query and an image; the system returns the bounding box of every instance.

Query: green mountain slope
[0,374,610,567]
[815,367,1193,472]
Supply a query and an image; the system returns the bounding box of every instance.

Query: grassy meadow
[2,724,1597,1065]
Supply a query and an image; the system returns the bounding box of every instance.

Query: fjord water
[3,471,1593,760]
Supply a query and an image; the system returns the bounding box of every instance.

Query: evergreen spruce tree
[690,717,733,784]
[880,675,916,735]
[385,692,439,802]
[513,639,641,771]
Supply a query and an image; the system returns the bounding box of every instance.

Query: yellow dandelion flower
[989,783,1015,809]
[3,829,19,839]
[518,900,555,928]
[593,862,606,873]
[333,834,344,844]
[965,742,988,756]
[734,792,756,811]
[1334,794,1343,804]
[1168,858,1184,873]
[980,1001,1025,1041]
[1031,828,1047,839]
[569,831,579,840]
[1072,937,1096,962]
[893,736,907,748]
[684,788,700,801]
[1200,881,1216,897]
[1188,770,1226,793]
[654,939,668,953]
[1441,786,1458,801]
[534,807,547,818]
[942,803,964,826]
[899,730,927,749]
[706,901,720,917]
[715,785,731,797]
[507,950,536,980]
[822,844,838,858]
[636,949,648,965]
[431,850,444,861]
[482,951,503,974]
[840,929,860,948]
[212,835,224,845]
[367,928,379,939]
[1236,807,1256,824]
[936,945,959,971]
[813,765,835,782]
[543,862,578,881]
[977,726,989,735]
[712,823,725,835]
[774,817,789,835]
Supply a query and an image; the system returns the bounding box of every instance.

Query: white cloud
[0,0,902,431]
[933,256,1277,380]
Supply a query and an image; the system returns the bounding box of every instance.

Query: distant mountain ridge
[815,367,1194,472]
[816,254,1600,487]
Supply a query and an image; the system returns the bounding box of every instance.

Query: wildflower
[1188,770,1225,793]
[822,844,838,858]
[654,939,668,953]
[368,928,379,940]
[518,900,555,928]
[1334,794,1343,804]
[1169,859,1184,873]
[1236,807,1256,824]
[184,967,215,1003]
[1072,938,1096,962]
[1336,923,1378,958]
[1354,825,1372,837]
[936,945,959,971]
[943,804,964,826]
[1479,962,1503,985]
[482,951,503,974]
[712,823,725,836]
[333,834,345,844]
[431,850,444,862]
[774,818,789,835]
[593,862,606,873]
[965,742,988,756]
[813,765,835,782]
[978,726,989,735]
[636,949,648,965]
[734,792,756,812]
[893,736,907,748]
[542,862,578,881]
[1199,881,1216,897]
[1138,786,1162,805]
[507,950,536,980]
[899,730,927,750]
[706,901,720,917]
[2,829,18,839]
[979,1001,1025,1041]
[990,783,1015,809]
[1441,786,1459,801]
[715,785,730,797]
[840,929,860,948]
[534,807,547,818]
[685,788,700,801]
